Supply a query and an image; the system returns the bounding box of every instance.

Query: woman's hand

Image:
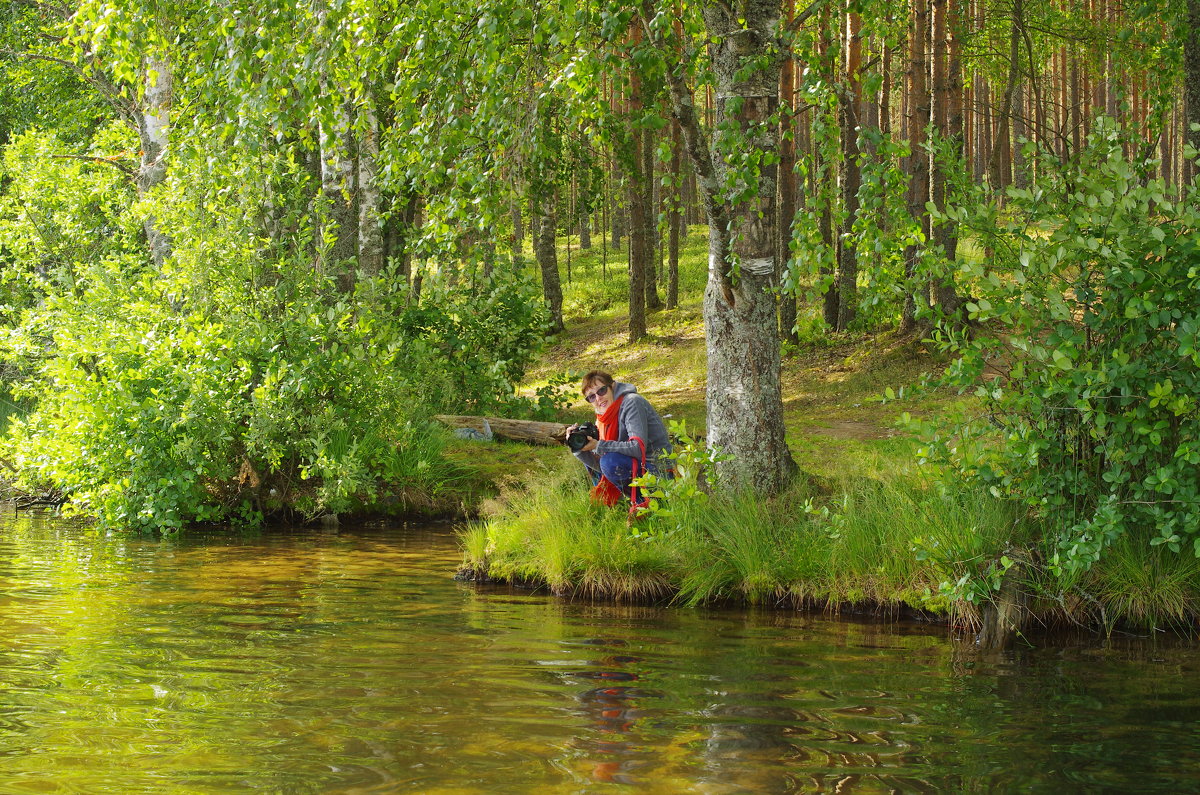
[581,438,598,453]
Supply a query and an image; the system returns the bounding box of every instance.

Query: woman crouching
[569,370,672,507]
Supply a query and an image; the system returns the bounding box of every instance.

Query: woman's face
[584,381,614,413]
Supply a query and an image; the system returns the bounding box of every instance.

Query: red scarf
[589,394,649,515]
[596,395,624,441]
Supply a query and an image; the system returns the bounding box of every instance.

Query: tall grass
[461,456,1034,618]
[1073,536,1200,632]
[460,461,675,599]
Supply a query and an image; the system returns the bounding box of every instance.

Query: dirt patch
[807,419,897,441]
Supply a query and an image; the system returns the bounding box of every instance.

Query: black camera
[566,422,600,453]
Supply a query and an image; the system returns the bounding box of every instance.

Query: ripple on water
[0,518,1198,793]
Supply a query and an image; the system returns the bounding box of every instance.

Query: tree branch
[787,0,827,33]
[49,154,136,177]
[0,47,137,120]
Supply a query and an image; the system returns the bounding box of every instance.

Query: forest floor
[445,246,959,494]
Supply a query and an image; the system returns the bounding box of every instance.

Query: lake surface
[1,509,1198,793]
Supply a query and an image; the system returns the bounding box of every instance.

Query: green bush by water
[923,120,1200,581]
[0,129,551,530]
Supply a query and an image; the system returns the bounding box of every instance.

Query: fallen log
[434,415,570,446]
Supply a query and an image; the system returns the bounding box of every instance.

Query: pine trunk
[778,0,798,343]
[933,0,963,318]
[626,144,649,339]
[643,118,663,312]
[988,0,1022,190]
[668,118,683,309]
[836,5,862,332]
[1186,0,1200,164]
[626,34,650,339]
[818,5,839,328]
[902,0,931,333]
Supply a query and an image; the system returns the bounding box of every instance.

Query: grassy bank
[459,456,1031,619]
[450,227,1200,634]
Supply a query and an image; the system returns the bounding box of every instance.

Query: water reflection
[0,511,1197,792]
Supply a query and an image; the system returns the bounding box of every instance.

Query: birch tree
[653,0,798,495]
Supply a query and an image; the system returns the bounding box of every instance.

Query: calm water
[1,510,1198,793]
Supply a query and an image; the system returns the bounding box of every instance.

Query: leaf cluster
[923,117,1200,578]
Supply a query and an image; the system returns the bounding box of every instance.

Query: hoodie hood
[612,381,638,400]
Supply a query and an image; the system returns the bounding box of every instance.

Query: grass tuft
[462,456,1033,618]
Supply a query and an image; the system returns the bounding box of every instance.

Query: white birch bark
[317,94,359,292]
[137,56,172,267]
[663,0,797,494]
[357,98,385,277]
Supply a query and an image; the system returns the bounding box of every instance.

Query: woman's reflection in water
[571,649,660,784]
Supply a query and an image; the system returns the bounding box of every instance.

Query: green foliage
[850,128,924,328]
[630,420,729,540]
[531,370,579,418]
[394,270,553,417]
[922,118,1200,577]
[0,131,549,530]
[0,7,110,147]
[786,114,920,332]
[0,126,142,293]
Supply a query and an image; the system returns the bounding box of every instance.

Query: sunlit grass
[462,456,1033,618]
[460,460,675,600]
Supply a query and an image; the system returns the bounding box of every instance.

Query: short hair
[581,370,614,395]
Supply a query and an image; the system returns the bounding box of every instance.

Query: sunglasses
[584,384,610,403]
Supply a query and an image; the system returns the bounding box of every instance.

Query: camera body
[566,422,600,453]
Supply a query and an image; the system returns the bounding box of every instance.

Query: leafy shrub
[394,270,551,417]
[1,265,470,529]
[0,132,551,530]
[921,118,1200,577]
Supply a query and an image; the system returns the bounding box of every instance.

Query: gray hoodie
[574,381,673,474]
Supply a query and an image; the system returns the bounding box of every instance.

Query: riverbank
[449,231,1200,637]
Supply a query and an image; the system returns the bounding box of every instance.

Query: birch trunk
[357,99,385,278]
[663,0,796,494]
[836,5,862,331]
[137,56,172,268]
[317,96,359,293]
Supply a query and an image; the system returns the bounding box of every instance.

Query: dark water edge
[1,510,1199,793]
